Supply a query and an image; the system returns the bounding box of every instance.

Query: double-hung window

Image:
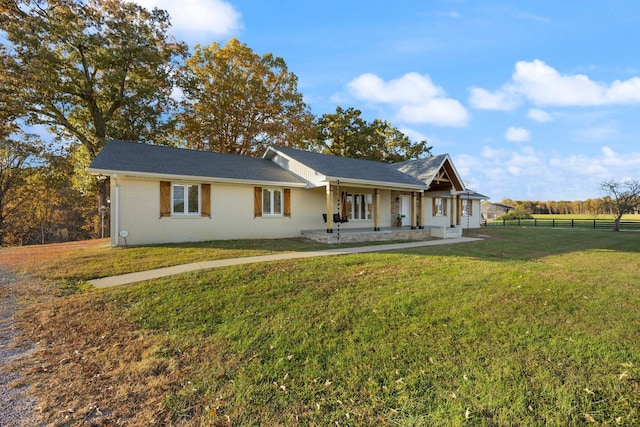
[262,188,283,216]
[172,183,200,215]
[345,193,372,220]
[434,197,444,216]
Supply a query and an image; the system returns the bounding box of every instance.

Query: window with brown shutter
[254,187,262,217]
[283,188,291,217]
[201,183,211,217]
[160,181,171,217]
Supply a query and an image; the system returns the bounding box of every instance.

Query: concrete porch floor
[301,226,440,244]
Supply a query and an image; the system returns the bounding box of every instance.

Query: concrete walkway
[89,237,481,288]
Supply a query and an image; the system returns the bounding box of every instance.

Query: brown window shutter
[283,188,291,217]
[341,192,347,219]
[254,187,262,217]
[201,183,211,217]
[469,200,473,216]
[432,198,436,216]
[160,181,171,217]
[444,198,448,216]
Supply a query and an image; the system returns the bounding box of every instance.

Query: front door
[400,195,412,227]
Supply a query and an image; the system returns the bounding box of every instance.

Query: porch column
[373,188,380,231]
[456,195,462,226]
[410,192,417,229]
[450,195,456,227]
[326,183,333,233]
[419,191,425,229]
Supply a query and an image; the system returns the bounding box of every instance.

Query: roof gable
[264,146,426,189]
[88,140,305,185]
[392,154,465,191]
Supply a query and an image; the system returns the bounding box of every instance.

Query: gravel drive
[0,270,39,427]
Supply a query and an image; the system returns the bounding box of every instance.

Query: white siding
[270,153,326,187]
[423,193,453,228]
[111,177,335,246]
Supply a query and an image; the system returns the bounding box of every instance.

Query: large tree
[0,128,43,245]
[1,0,187,238]
[600,179,640,231]
[176,38,315,155]
[314,106,432,162]
[1,0,186,156]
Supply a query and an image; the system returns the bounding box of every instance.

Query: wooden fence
[485,218,640,231]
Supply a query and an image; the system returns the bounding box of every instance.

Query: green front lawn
[98,228,640,425]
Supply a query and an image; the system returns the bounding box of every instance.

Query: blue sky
[136,0,640,202]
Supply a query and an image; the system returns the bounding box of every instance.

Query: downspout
[113,173,119,247]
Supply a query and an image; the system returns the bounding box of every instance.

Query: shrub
[499,209,533,220]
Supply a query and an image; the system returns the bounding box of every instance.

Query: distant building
[481,202,514,221]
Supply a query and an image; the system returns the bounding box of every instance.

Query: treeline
[0,0,431,246]
[498,197,635,216]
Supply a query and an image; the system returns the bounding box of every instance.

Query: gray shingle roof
[88,140,305,184]
[463,191,489,199]
[390,154,448,184]
[266,146,427,187]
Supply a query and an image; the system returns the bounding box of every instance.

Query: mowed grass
[93,228,640,426]
[0,238,337,281]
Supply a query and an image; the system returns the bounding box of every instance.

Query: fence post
[593,219,596,228]
[534,219,537,226]
[552,219,555,227]
[571,219,574,228]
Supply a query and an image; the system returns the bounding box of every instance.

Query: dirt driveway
[0,271,38,426]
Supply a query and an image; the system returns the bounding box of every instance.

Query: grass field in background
[530,214,640,220]
[82,227,640,426]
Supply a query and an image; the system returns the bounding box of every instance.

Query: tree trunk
[613,214,622,232]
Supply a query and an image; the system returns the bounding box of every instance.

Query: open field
[1,228,640,426]
[487,214,640,231]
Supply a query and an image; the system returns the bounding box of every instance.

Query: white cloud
[346,72,469,127]
[459,145,640,201]
[601,146,640,168]
[398,98,469,127]
[512,60,605,106]
[134,0,242,36]
[504,126,531,142]
[398,127,429,144]
[469,87,519,111]
[348,72,443,104]
[549,154,609,177]
[527,108,552,123]
[470,59,640,109]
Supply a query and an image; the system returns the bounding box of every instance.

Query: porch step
[301,228,432,244]
[431,226,463,239]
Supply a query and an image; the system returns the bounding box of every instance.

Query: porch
[301,225,463,244]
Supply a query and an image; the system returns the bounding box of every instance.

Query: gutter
[87,168,307,188]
